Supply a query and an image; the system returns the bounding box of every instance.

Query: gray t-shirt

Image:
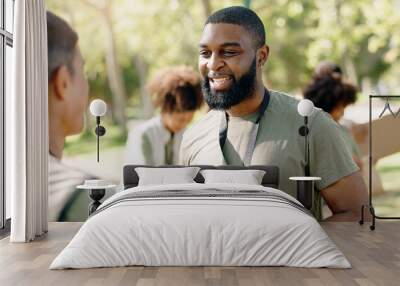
[223,111,260,165]
[339,124,361,158]
[125,116,183,165]
[180,90,359,219]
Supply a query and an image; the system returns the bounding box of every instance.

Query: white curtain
[8,0,48,242]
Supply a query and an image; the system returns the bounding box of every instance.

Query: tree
[47,0,400,109]
[252,0,400,94]
[201,0,212,18]
[82,0,128,135]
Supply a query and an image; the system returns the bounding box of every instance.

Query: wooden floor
[0,222,399,286]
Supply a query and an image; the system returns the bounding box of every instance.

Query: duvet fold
[50,183,351,269]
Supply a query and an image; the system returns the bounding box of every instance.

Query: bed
[50,165,350,269]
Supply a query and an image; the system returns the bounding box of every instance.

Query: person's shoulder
[182,110,221,143]
[268,89,327,124]
[48,154,94,184]
[128,117,161,138]
[310,104,336,124]
[310,106,340,133]
[270,90,299,107]
[268,89,303,118]
[180,110,221,164]
[267,89,302,121]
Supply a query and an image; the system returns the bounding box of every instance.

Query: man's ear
[51,65,70,101]
[257,45,269,67]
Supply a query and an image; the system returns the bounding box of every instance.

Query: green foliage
[46,0,400,130]
[252,0,400,92]
[47,0,400,98]
[64,124,127,156]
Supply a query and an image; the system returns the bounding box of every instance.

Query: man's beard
[202,57,257,110]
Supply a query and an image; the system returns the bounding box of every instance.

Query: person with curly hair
[303,61,362,167]
[125,66,204,165]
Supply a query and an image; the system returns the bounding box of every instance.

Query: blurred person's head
[47,11,89,158]
[198,6,269,110]
[304,63,357,122]
[147,66,203,133]
[313,61,343,78]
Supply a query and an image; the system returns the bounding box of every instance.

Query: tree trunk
[334,0,359,86]
[200,0,212,19]
[102,2,127,135]
[134,56,154,119]
[342,55,358,87]
[83,108,94,138]
[81,0,128,135]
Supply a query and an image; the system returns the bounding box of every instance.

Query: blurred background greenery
[46,0,400,139]
[46,0,400,216]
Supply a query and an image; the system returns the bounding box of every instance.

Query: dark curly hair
[147,66,203,113]
[303,65,357,114]
[313,61,342,78]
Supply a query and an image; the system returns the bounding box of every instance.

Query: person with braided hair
[125,66,204,165]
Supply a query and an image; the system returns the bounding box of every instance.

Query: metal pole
[369,96,372,206]
[96,116,100,162]
[305,117,310,176]
[97,131,99,162]
[360,95,400,229]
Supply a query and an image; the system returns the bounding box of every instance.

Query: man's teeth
[213,77,230,83]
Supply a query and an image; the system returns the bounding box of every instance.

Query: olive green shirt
[180,90,359,219]
[339,124,361,158]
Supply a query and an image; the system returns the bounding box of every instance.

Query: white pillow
[200,169,266,185]
[135,167,200,186]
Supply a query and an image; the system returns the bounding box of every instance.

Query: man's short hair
[47,11,78,80]
[205,6,266,48]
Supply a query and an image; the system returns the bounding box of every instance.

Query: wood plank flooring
[0,222,399,286]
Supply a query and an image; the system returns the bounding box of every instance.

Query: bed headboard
[123,165,279,189]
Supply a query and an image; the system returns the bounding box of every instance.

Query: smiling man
[180,6,368,221]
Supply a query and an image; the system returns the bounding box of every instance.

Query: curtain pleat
[39,0,49,235]
[10,0,48,242]
[9,0,27,242]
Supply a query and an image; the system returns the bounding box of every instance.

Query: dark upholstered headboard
[123,165,279,190]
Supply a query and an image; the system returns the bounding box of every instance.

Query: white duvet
[50,183,350,269]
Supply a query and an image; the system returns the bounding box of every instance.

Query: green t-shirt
[180,90,359,219]
[339,124,361,158]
